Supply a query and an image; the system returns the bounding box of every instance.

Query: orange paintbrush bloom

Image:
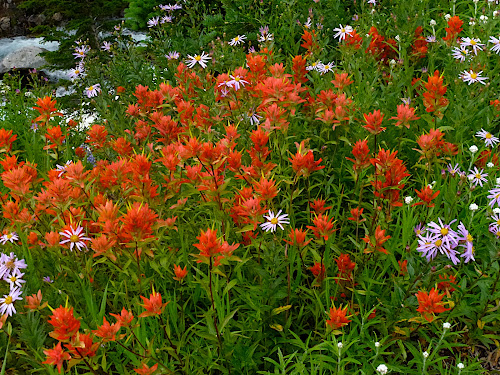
[33,96,62,124]
[326,305,351,330]
[414,186,440,207]
[139,292,169,318]
[42,342,71,373]
[47,306,81,341]
[173,264,188,281]
[416,288,450,322]
[93,316,121,342]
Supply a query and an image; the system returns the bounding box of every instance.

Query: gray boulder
[0,45,47,73]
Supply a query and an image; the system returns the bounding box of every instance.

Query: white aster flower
[0,232,18,245]
[423,351,429,358]
[460,37,485,55]
[227,75,249,91]
[461,70,488,85]
[487,162,495,168]
[333,24,353,41]
[0,253,27,279]
[229,35,247,46]
[59,225,91,251]
[0,287,22,316]
[469,203,479,211]
[489,36,500,54]
[468,167,488,187]
[306,60,322,71]
[318,61,334,75]
[443,322,451,330]
[4,270,26,289]
[469,145,478,153]
[457,363,465,369]
[186,52,211,69]
[405,196,414,204]
[451,46,470,62]
[260,210,290,232]
[476,129,499,147]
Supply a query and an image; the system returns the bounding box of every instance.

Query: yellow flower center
[234,36,240,41]
[486,133,492,139]
[4,296,12,305]
[6,234,12,239]
[440,228,449,235]
[324,65,330,70]
[9,276,16,282]
[471,73,478,80]
[466,234,473,242]
[75,70,80,74]
[70,234,80,243]
[470,40,477,45]
[88,86,94,91]
[195,55,201,61]
[475,173,481,179]
[235,77,240,82]
[461,50,467,55]
[5,260,14,270]
[497,219,500,226]
[341,28,345,33]
[270,218,278,225]
[435,239,443,247]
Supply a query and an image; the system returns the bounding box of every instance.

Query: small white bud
[457,363,465,369]
[443,322,451,330]
[423,351,429,358]
[376,364,388,375]
[469,203,478,211]
[429,19,436,26]
[405,196,414,204]
[487,162,494,168]
[395,35,400,41]
[337,342,343,349]
[469,145,478,154]
[494,10,500,17]
[375,341,381,348]
[469,20,476,26]
[445,14,451,21]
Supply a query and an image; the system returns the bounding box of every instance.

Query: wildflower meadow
[0,0,500,373]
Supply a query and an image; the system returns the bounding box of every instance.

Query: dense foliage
[0,0,499,374]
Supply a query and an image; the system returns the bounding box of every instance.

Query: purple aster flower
[487,186,500,208]
[427,218,459,250]
[457,222,474,263]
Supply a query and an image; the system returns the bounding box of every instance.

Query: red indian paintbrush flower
[363,226,390,254]
[110,308,134,328]
[326,305,351,330]
[413,186,440,207]
[442,16,463,45]
[0,129,17,153]
[43,342,71,373]
[307,214,336,241]
[289,141,324,178]
[363,109,385,135]
[422,70,449,119]
[33,96,62,124]
[416,288,450,322]
[309,262,326,283]
[192,228,240,266]
[93,316,121,342]
[134,363,159,375]
[390,104,420,129]
[173,264,188,281]
[139,291,169,318]
[284,228,311,247]
[346,139,370,172]
[47,306,81,341]
[65,333,99,358]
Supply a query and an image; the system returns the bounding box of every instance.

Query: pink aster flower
[84,84,101,98]
[0,232,18,245]
[487,186,500,207]
[59,226,91,251]
[457,222,475,263]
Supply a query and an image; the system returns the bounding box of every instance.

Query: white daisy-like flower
[476,129,499,147]
[333,24,353,41]
[0,287,22,316]
[227,75,249,91]
[460,37,485,55]
[451,46,470,62]
[489,36,500,54]
[425,35,437,43]
[461,70,488,85]
[260,210,290,232]
[229,35,247,46]
[59,225,91,251]
[443,322,451,330]
[4,270,26,289]
[423,351,429,358]
[84,84,101,98]
[468,166,488,187]
[469,145,479,153]
[469,203,479,211]
[457,363,465,369]
[186,52,211,69]
[0,232,18,245]
[405,196,414,204]
[318,62,335,75]
[306,60,322,71]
